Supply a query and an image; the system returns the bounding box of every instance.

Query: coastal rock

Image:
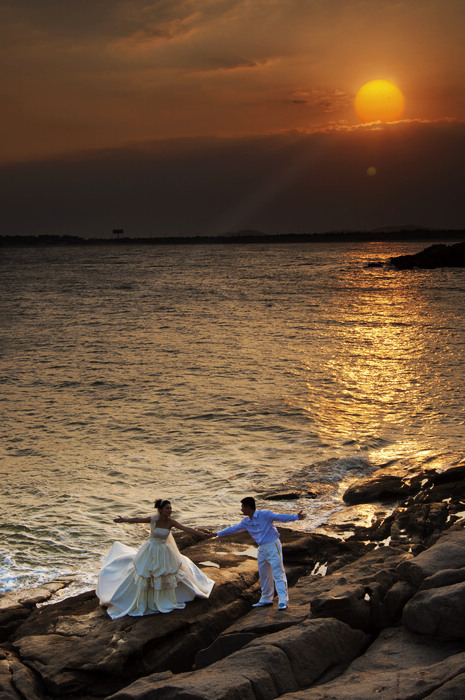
[280,625,465,698]
[343,474,408,504]
[280,643,465,699]
[263,492,309,501]
[425,673,465,699]
[0,581,68,610]
[7,529,340,699]
[383,580,417,621]
[282,532,369,572]
[4,458,465,700]
[389,241,465,269]
[0,581,69,642]
[411,463,465,505]
[302,547,411,632]
[195,598,309,668]
[420,566,465,591]
[195,535,371,668]
[397,528,465,587]
[342,459,442,506]
[9,537,262,698]
[107,618,368,700]
[308,581,372,632]
[0,604,31,644]
[403,581,465,639]
[0,647,45,700]
[388,501,449,546]
[432,463,465,486]
[345,461,465,547]
[341,625,465,674]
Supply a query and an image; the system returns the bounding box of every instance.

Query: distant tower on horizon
[112,228,124,240]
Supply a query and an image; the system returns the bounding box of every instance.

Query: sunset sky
[1,0,464,237]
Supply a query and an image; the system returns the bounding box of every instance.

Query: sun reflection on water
[292,265,462,462]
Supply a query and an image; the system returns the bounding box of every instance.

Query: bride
[96,499,215,619]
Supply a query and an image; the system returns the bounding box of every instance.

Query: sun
[355,80,405,123]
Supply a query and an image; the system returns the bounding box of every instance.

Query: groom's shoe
[252,601,273,608]
[278,602,288,610]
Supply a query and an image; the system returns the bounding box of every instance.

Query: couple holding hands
[96,497,306,619]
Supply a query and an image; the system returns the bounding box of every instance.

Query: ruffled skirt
[96,539,214,619]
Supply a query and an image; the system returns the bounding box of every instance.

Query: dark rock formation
[403,581,465,639]
[108,618,368,700]
[7,538,262,698]
[343,473,408,504]
[398,528,465,587]
[342,460,438,506]
[280,634,465,699]
[389,241,465,269]
[0,581,69,643]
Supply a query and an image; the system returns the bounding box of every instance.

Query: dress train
[96,517,214,619]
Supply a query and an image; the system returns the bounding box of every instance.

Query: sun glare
[355,80,405,123]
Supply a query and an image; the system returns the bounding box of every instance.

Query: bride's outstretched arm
[170,519,211,538]
[113,515,151,524]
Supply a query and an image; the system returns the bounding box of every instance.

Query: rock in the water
[263,492,306,501]
[343,474,407,504]
[389,241,465,269]
[263,457,374,505]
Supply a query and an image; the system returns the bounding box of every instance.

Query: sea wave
[1,240,465,591]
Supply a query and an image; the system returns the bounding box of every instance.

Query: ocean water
[1,239,464,594]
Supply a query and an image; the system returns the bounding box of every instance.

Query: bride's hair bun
[155,498,170,511]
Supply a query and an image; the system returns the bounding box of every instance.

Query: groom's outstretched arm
[213,520,248,537]
[270,510,307,522]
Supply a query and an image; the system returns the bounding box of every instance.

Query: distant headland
[1,228,464,248]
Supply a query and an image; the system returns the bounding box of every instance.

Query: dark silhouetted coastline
[1,228,465,247]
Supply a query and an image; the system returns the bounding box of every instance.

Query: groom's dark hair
[241,496,256,510]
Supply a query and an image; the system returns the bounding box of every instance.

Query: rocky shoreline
[2,453,465,699]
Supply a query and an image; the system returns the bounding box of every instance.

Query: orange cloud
[1,0,464,163]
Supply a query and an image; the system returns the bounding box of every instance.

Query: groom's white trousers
[257,538,288,605]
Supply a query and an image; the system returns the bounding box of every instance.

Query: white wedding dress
[96,517,215,619]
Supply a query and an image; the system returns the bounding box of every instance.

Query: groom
[213,497,306,610]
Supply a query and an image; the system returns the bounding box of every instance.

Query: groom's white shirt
[216,509,299,546]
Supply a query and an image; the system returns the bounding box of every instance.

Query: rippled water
[1,240,464,592]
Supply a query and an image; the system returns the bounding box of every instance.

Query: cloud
[1,0,464,163]
[290,89,352,113]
